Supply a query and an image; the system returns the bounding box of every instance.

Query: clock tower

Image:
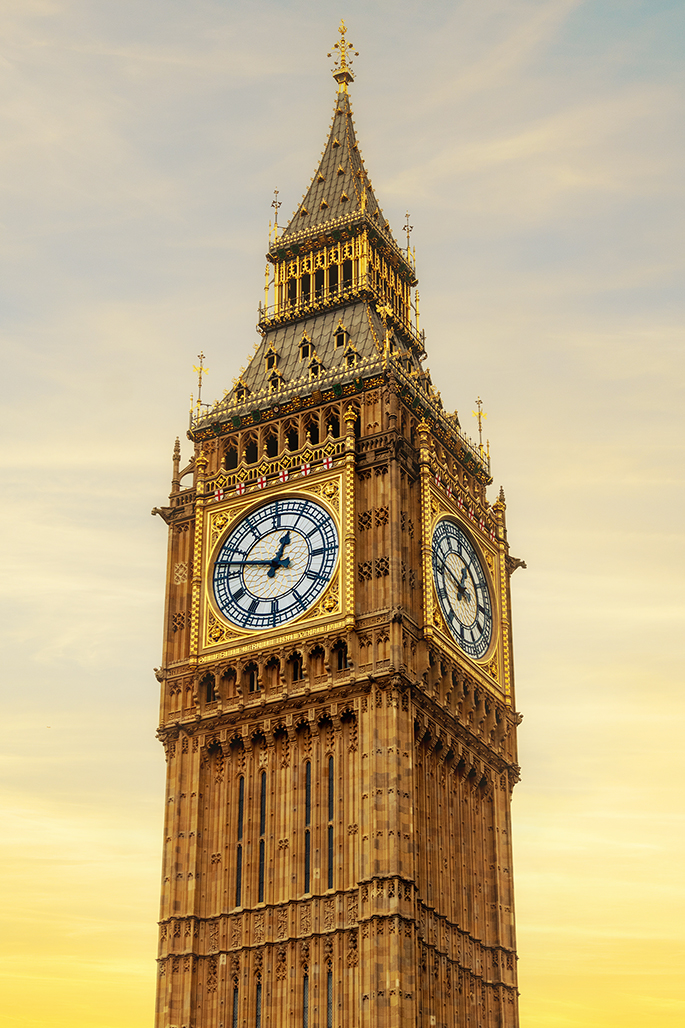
[153,24,522,1028]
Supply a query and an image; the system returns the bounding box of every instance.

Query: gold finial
[271,189,281,240]
[404,211,413,258]
[193,351,208,409]
[328,21,358,93]
[472,396,487,455]
[172,437,181,492]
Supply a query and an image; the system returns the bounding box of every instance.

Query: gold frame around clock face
[211,494,340,632]
[431,517,494,659]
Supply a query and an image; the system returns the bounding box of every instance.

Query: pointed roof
[278,88,395,246]
[267,23,413,279]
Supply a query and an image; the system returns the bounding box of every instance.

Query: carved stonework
[276,943,287,980]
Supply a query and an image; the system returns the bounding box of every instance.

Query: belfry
[153,23,522,1028]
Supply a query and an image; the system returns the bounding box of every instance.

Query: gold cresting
[328,20,359,93]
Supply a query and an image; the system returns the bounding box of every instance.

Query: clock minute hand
[274,531,291,562]
[215,560,280,567]
[267,530,292,579]
[443,562,471,602]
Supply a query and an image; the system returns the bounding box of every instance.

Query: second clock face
[432,518,493,659]
[213,497,339,631]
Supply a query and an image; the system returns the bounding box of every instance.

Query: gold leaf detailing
[321,479,339,504]
[433,607,445,631]
[306,479,340,511]
[210,510,235,545]
[484,551,494,572]
[207,609,236,646]
[488,657,499,680]
[311,577,340,617]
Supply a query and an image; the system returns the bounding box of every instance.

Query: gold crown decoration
[328,20,358,93]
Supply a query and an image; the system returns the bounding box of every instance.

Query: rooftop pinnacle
[328,20,358,94]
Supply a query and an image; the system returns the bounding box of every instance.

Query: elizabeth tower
[153,25,522,1028]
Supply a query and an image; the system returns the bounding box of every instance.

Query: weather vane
[404,211,413,257]
[472,396,487,453]
[328,21,358,93]
[193,351,208,408]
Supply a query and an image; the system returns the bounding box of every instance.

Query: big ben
[153,23,522,1028]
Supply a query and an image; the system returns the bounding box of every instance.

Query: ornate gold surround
[423,480,510,698]
[199,468,349,656]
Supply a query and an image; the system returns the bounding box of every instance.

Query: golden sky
[1,1,684,1026]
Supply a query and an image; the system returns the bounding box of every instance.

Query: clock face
[432,519,493,659]
[213,497,339,631]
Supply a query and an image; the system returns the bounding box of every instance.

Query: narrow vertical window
[327,969,333,1028]
[304,829,311,894]
[303,974,309,1028]
[258,770,266,903]
[304,760,311,893]
[236,775,244,907]
[235,844,243,907]
[327,755,334,889]
[232,986,239,1028]
[258,839,265,903]
[305,761,312,824]
[256,980,262,1028]
[238,777,245,840]
[260,771,267,836]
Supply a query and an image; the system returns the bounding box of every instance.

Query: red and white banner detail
[323,455,333,470]
[279,468,289,484]
[300,463,311,477]
[257,476,267,490]
[214,488,224,502]
[235,481,246,496]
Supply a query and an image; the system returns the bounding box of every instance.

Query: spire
[274,24,402,260]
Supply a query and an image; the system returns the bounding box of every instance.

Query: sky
[0,1,683,1026]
